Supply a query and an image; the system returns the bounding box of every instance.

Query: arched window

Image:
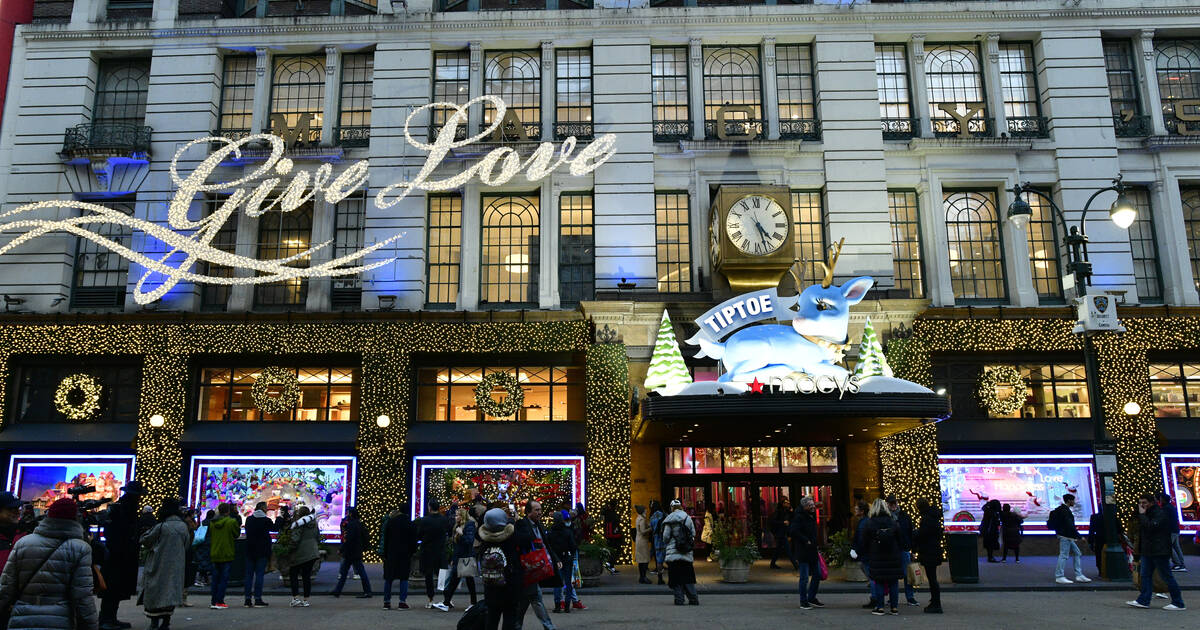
[943,191,1006,303]
[94,59,150,126]
[484,51,541,140]
[270,56,325,144]
[1184,187,1200,293]
[703,46,762,138]
[1154,40,1200,135]
[925,44,987,137]
[481,194,540,305]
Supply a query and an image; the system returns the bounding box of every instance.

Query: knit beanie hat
[483,508,508,532]
[47,498,78,520]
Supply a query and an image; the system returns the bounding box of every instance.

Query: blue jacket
[453,520,477,560]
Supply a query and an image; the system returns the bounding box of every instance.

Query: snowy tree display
[853,318,894,379]
[644,310,694,392]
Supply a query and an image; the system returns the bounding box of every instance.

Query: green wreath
[977,366,1028,416]
[475,372,524,418]
[251,366,300,415]
[54,373,103,421]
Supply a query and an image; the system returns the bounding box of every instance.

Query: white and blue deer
[692,239,873,382]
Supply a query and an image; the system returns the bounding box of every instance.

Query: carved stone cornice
[469,41,482,72]
[255,46,268,77]
[910,34,926,64]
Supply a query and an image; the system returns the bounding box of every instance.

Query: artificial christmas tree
[644,310,694,392]
[852,318,894,379]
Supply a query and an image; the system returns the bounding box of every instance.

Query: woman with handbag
[139,498,191,629]
[0,497,98,629]
[790,496,823,610]
[442,505,480,609]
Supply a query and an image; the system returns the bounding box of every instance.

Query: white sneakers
[1055,577,1073,584]
[1054,575,1090,584]
[289,599,310,608]
[1126,601,1150,608]
[1074,575,1092,583]
[1163,604,1186,611]
[426,602,449,612]
[1127,600,1186,611]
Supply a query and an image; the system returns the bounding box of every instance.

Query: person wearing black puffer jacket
[332,507,372,598]
[914,498,943,614]
[1126,493,1186,611]
[788,496,822,610]
[243,502,277,608]
[544,510,580,614]
[862,499,904,616]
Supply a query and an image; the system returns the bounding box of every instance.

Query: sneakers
[871,608,886,616]
[356,593,373,599]
[889,608,899,616]
[428,602,449,612]
[383,602,391,610]
[210,604,227,610]
[798,602,812,610]
[1163,604,1186,611]
[572,601,587,610]
[1075,575,1092,583]
[1155,593,1170,599]
[1171,565,1188,572]
[243,601,253,608]
[1126,601,1150,609]
[254,601,269,607]
[809,599,825,608]
[397,602,409,609]
[906,600,920,606]
[1055,577,1073,584]
[290,599,303,608]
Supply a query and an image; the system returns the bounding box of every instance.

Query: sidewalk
[192,556,1200,598]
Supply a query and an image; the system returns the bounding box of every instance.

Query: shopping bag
[906,562,928,588]
[520,536,555,586]
[571,557,582,589]
[817,552,829,581]
[457,556,479,578]
[437,568,452,592]
[192,525,207,547]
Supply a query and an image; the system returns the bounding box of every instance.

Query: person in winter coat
[914,499,944,614]
[1158,492,1188,571]
[789,496,822,609]
[514,500,560,630]
[288,506,322,607]
[1048,493,1090,584]
[769,497,795,570]
[416,499,451,611]
[99,479,145,630]
[193,510,214,588]
[477,507,522,630]
[863,499,904,616]
[332,506,373,598]
[650,501,669,580]
[662,499,698,606]
[139,497,191,629]
[980,499,1001,563]
[634,505,653,584]
[1000,503,1025,563]
[885,496,919,606]
[601,501,622,575]
[443,505,481,609]
[1126,493,1186,610]
[0,492,25,571]
[381,506,417,610]
[698,504,714,565]
[545,510,580,613]
[242,501,276,607]
[207,503,238,609]
[0,498,98,630]
[850,501,874,608]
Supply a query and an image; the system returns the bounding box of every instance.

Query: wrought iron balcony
[482,120,542,142]
[61,123,151,160]
[931,116,990,139]
[704,119,764,141]
[554,121,593,141]
[653,121,692,142]
[337,126,371,148]
[1005,116,1049,139]
[430,123,469,141]
[440,0,592,9]
[177,0,236,18]
[779,118,821,141]
[1113,114,1152,138]
[881,117,918,140]
[1164,112,1200,136]
[106,0,152,20]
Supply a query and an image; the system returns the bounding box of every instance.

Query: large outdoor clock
[708,185,794,293]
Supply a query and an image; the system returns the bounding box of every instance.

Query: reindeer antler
[816,238,846,288]
[787,257,804,293]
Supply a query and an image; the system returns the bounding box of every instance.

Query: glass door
[755,485,792,551]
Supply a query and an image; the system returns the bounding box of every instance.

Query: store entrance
[667,480,837,554]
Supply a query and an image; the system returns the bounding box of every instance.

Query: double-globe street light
[1005,175,1137,579]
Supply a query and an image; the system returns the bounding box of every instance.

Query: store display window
[415,366,584,421]
[1161,454,1200,531]
[7,454,135,515]
[411,455,585,519]
[663,446,838,474]
[938,454,1098,534]
[197,366,359,422]
[1149,362,1200,418]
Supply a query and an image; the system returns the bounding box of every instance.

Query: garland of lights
[474,372,524,418]
[54,373,102,420]
[976,366,1027,416]
[251,366,300,415]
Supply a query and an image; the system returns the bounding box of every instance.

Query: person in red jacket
[0,491,24,569]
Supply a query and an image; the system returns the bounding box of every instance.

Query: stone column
[688,38,704,141]
[542,41,555,141]
[323,46,341,146]
[1150,177,1200,305]
[306,198,334,311]
[469,42,483,135]
[762,37,780,141]
[1136,30,1167,137]
[982,33,1007,138]
[251,48,271,134]
[909,34,931,138]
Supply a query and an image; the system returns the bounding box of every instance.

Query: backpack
[479,545,508,586]
[670,520,694,554]
[1046,508,1061,533]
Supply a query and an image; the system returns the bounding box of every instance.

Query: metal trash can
[947,533,979,584]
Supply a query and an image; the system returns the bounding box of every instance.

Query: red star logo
[749,378,764,394]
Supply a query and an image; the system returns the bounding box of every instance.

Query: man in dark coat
[99,479,145,630]
[1127,493,1186,610]
[887,496,919,606]
[514,500,560,630]
[914,498,944,614]
[332,506,373,598]
[788,496,822,609]
[769,497,795,570]
[381,506,418,610]
[416,499,451,610]
[544,510,579,613]
[243,501,277,607]
[1048,493,1089,584]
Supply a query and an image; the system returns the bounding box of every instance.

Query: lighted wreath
[251,366,300,415]
[475,372,524,418]
[54,373,103,421]
[976,366,1028,416]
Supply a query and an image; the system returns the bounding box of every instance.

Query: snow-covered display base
[856,375,935,395]
[654,374,932,397]
[659,381,749,397]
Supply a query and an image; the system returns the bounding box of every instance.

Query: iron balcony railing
[779,118,821,141]
[1113,114,1152,138]
[554,121,594,141]
[653,120,692,142]
[1005,116,1049,139]
[430,123,469,141]
[931,116,990,139]
[337,126,371,148]
[1164,112,1200,136]
[704,118,764,140]
[61,123,152,158]
[881,117,918,140]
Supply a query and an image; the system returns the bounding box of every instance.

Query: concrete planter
[578,554,603,587]
[719,558,751,583]
[832,560,868,582]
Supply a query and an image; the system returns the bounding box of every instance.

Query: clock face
[724,195,788,256]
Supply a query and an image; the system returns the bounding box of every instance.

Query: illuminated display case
[5,454,136,514]
[1161,454,1200,532]
[938,455,1099,534]
[410,455,585,520]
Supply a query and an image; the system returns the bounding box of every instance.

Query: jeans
[1170,533,1187,567]
[899,551,917,603]
[672,582,698,605]
[922,562,941,607]
[861,560,875,602]
[383,579,408,605]
[243,555,267,602]
[210,561,232,605]
[872,579,899,609]
[1137,555,1185,608]
[796,562,820,604]
[552,562,577,604]
[515,583,555,630]
[334,557,372,594]
[289,559,316,598]
[1055,536,1084,578]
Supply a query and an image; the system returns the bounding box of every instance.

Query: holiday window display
[938,455,1098,533]
[6,454,134,514]
[411,456,585,519]
[1161,454,1200,531]
[188,456,355,537]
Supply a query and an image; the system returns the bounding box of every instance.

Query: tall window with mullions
[559,193,594,306]
[875,44,914,138]
[790,191,826,290]
[925,44,987,136]
[943,190,1006,303]
[199,194,238,311]
[254,203,313,309]
[337,53,372,147]
[888,191,924,299]
[651,47,689,139]
[217,56,254,137]
[555,49,592,140]
[1024,192,1064,303]
[71,198,134,310]
[1183,187,1200,293]
[998,43,1043,132]
[426,195,462,308]
[432,51,469,139]
[655,192,692,293]
[332,192,366,309]
[484,51,541,140]
[703,46,762,139]
[776,44,817,139]
[481,194,540,306]
[1154,40,1200,135]
[1126,187,1163,303]
[269,56,325,145]
[1103,40,1142,123]
[94,59,150,127]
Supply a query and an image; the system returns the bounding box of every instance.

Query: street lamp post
[1006,175,1137,580]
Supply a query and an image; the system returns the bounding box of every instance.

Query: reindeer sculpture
[692,238,874,382]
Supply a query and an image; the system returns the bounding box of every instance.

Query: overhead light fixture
[936,388,946,396]
[1109,192,1137,229]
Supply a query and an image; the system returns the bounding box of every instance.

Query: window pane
[338,53,373,140]
[1025,192,1063,302]
[944,191,1006,303]
[875,44,912,121]
[790,191,825,290]
[1125,187,1163,303]
[888,190,924,298]
[218,56,255,134]
[1183,187,1200,294]
[333,192,366,293]
[432,50,470,136]
[652,47,689,124]
[427,195,463,306]
[666,447,695,474]
[481,195,540,305]
[655,192,692,292]
[1104,40,1141,118]
[925,44,987,136]
[559,192,595,304]
[809,447,838,473]
[752,447,779,473]
[269,56,325,146]
[555,49,592,126]
[777,44,816,138]
[695,447,721,474]
[95,59,150,125]
[197,366,356,423]
[1155,39,1200,135]
[484,50,541,139]
[254,202,313,308]
[724,447,750,473]
[703,46,762,139]
[781,447,809,473]
[998,43,1040,118]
